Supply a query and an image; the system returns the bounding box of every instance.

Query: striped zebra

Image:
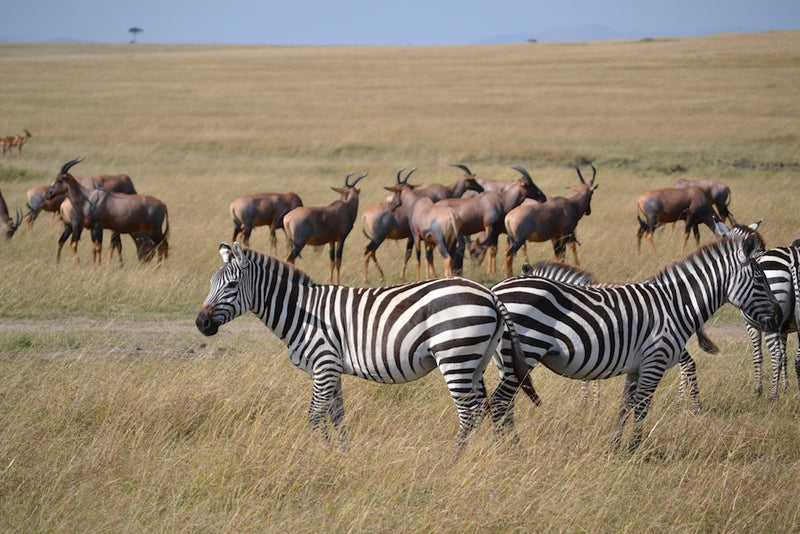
[489,224,781,449]
[742,243,800,399]
[196,242,527,450]
[519,260,720,413]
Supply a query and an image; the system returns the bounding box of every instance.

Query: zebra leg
[613,375,637,447]
[779,333,788,393]
[579,380,600,410]
[674,350,701,413]
[795,343,800,398]
[328,380,348,450]
[746,323,764,396]
[489,375,519,442]
[765,332,785,401]
[307,368,344,446]
[446,374,489,451]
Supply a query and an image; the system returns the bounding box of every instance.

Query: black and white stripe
[196,242,525,449]
[490,228,780,448]
[742,245,800,399]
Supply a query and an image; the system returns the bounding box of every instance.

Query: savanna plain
[1,32,800,532]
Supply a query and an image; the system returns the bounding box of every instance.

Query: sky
[2,0,799,46]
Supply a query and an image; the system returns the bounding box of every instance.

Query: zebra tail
[494,296,541,406]
[695,326,719,354]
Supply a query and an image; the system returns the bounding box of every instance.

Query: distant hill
[476,24,761,44]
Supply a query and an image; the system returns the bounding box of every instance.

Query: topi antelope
[283,171,367,285]
[636,185,717,254]
[46,158,169,263]
[361,167,483,282]
[26,173,137,228]
[451,164,513,195]
[440,165,547,275]
[0,189,22,239]
[502,164,598,276]
[674,178,735,225]
[230,190,303,250]
[384,179,462,280]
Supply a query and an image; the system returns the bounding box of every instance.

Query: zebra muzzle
[195,307,219,336]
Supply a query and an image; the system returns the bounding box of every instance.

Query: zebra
[195,241,528,451]
[488,223,781,449]
[519,260,720,413]
[742,243,800,400]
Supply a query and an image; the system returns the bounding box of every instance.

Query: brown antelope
[438,165,547,275]
[361,167,484,282]
[452,164,513,195]
[25,173,136,228]
[283,171,367,284]
[57,198,156,265]
[674,178,735,225]
[636,186,717,254]
[230,190,303,250]
[46,158,169,263]
[502,164,598,276]
[2,129,32,155]
[0,189,22,239]
[24,185,65,227]
[385,181,461,280]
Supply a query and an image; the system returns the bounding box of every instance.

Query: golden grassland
[1,32,800,532]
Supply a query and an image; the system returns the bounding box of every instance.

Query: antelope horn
[14,207,22,228]
[576,166,586,185]
[510,165,532,181]
[348,172,368,188]
[60,157,84,175]
[343,171,356,187]
[403,167,417,182]
[589,164,597,186]
[451,164,474,176]
[396,168,406,184]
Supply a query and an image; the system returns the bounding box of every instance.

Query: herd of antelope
[2,152,734,277]
[2,157,169,264]
[224,162,735,286]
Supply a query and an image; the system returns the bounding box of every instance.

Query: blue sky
[3,0,799,45]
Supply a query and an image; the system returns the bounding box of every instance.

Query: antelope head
[46,157,84,200]
[385,167,418,211]
[510,165,547,203]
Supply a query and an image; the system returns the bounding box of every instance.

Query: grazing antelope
[439,165,547,275]
[502,164,598,276]
[46,158,169,263]
[362,167,484,282]
[674,178,735,225]
[25,173,136,228]
[636,186,717,254]
[229,190,303,250]
[0,189,22,239]
[24,185,64,227]
[385,181,462,280]
[283,171,367,285]
[56,198,155,264]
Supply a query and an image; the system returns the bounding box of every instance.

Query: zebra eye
[225,280,239,290]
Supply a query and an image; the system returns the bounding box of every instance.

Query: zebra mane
[521,260,597,286]
[242,247,316,287]
[651,230,763,285]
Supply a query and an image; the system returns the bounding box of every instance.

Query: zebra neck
[247,251,318,342]
[651,252,726,330]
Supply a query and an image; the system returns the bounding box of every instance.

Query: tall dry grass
[1,32,800,532]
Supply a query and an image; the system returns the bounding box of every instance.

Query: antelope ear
[219,242,233,263]
[232,241,249,268]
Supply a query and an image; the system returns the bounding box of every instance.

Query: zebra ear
[219,242,233,263]
[748,220,762,231]
[714,221,730,237]
[232,241,249,268]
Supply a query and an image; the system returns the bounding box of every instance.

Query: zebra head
[722,230,782,333]
[196,242,253,336]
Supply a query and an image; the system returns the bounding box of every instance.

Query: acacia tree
[128,27,143,43]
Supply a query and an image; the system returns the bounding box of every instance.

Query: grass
[1,32,800,532]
